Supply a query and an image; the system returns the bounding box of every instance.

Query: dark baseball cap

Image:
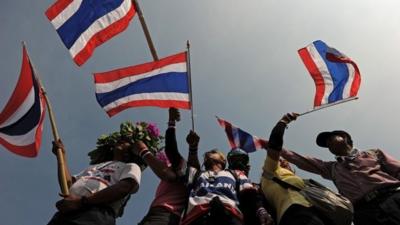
[316,130,352,148]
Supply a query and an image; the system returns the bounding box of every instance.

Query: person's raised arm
[186,131,200,169]
[133,141,178,181]
[266,113,298,162]
[52,140,74,192]
[165,108,184,169]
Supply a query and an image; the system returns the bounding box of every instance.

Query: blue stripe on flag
[314,41,350,103]
[57,0,124,49]
[96,72,189,107]
[238,129,257,153]
[0,75,41,136]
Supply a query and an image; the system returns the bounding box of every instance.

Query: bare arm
[133,141,178,182]
[186,131,200,169]
[56,178,138,213]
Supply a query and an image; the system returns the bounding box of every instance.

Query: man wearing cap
[278,113,400,225]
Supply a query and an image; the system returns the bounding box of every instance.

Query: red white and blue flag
[0,46,46,157]
[217,117,266,153]
[45,0,136,66]
[298,40,361,107]
[94,52,190,117]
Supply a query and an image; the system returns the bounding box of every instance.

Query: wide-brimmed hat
[316,130,352,148]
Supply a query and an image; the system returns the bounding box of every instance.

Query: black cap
[316,130,352,148]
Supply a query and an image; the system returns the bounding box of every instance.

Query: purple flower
[147,123,160,137]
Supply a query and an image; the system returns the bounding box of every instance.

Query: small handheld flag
[0,46,46,157]
[94,52,190,117]
[45,0,136,66]
[217,116,266,153]
[298,40,361,108]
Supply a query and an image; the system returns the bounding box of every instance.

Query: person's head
[227,148,250,175]
[203,149,226,171]
[316,130,353,156]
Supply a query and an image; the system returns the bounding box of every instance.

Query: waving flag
[217,117,266,153]
[0,46,46,157]
[94,52,190,117]
[45,0,136,66]
[298,40,361,107]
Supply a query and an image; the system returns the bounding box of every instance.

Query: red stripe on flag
[0,47,34,124]
[45,0,74,21]
[298,47,325,107]
[106,100,191,117]
[73,4,136,66]
[216,118,237,149]
[94,52,187,83]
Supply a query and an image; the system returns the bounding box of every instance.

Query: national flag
[45,0,136,66]
[216,117,266,153]
[0,46,46,157]
[298,40,361,107]
[94,52,190,117]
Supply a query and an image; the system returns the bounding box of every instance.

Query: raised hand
[169,107,181,123]
[279,112,299,125]
[186,130,200,148]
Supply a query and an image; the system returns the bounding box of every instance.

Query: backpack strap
[226,169,241,194]
[262,171,302,191]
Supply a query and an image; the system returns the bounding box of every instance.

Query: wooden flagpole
[186,40,195,131]
[132,0,159,61]
[23,42,70,196]
[298,96,359,117]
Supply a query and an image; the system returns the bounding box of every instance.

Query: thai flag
[217,117,266,153]
[0,46,46,157]
[45,0,136,66]
[94,52,190,117]
[298,40,361,107]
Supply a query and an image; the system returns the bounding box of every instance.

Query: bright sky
[1,0,400,224]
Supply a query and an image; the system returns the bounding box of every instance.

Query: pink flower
[147,123,160,137]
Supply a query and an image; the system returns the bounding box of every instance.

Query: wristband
[140,149,152,159]
[168,121,176,127]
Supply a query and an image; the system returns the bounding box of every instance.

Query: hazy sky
[1,1,400,224]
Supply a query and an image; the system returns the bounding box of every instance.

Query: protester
[261,114,328,225]
[135,108,188,225]
[277,112,400,225]
[47,121,161,225]
[180,135,254,225]
[227,148,275,225]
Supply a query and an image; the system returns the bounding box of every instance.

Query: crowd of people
[47,109,400,225]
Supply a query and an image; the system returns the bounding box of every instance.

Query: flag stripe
[95,62,187,93]
[45,0,74,20]
[55,0,125,49]
[0,49,34,124]
[94,52,187,83]
[72,4,135,66]
[48,0,82,30]
[0,88,34,129]
[298,47,326,107]
[106,100,190,117]
[0,78,41,136]
[96,72,189,107]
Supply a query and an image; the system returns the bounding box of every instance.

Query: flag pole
[298,96,359,117]
[132,0,159,61]
[186,40,195,131]
[22,42,70,196]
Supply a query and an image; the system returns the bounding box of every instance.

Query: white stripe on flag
[308,44,334,105]
[69,0,132,57]
[0,122,40,146]
[95,62,187,93]
[343,62,355,98]
[0,87,34,129]
[50,0,83,30]
[103,92,190,111]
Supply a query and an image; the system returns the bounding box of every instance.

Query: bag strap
[262,171,302,192]
[227,169,241,194]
